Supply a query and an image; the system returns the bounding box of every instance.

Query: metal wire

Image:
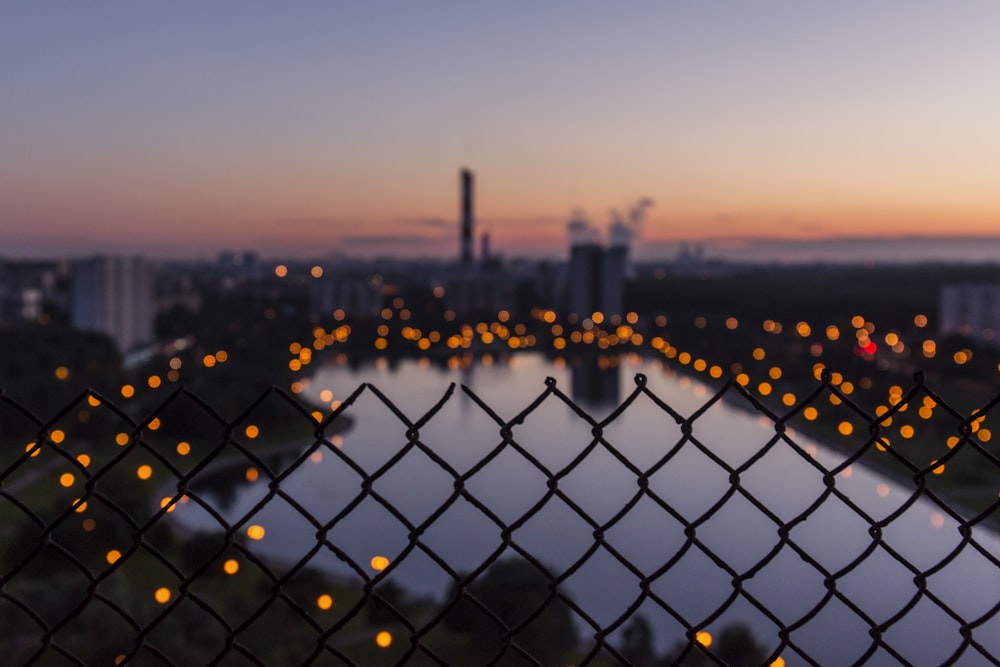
[1,372,998,666]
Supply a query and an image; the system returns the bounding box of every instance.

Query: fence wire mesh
[1,371,999,666]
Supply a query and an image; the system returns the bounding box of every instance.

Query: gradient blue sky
[2,3,999,260]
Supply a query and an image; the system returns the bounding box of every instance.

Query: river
[171,353,1000,666]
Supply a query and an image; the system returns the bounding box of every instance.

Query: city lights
[5,276,999,664]
[7,6,1000,664]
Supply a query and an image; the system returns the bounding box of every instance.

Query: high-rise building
[940,283,1000,344]
[310,270,382,318]
[565,213,629,320]
[601,243,628,319]
[71,256,154,352]
[461,168,474,264]
[0,259,63,325]
[567,242,603,318]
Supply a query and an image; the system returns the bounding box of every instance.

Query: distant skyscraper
[565,212,628,319]
[461,168,474,264]
[71,256,154,352]
[567,241,603,318]
[601,243,628,319]
[0,259,63,325]
[940,283,1000,344]
[310,270,382,318]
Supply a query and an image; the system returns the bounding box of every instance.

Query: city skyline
[2,3,1000,261]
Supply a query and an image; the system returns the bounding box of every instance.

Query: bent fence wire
[1,372,999,666]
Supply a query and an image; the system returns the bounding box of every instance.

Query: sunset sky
[2,3,999,260]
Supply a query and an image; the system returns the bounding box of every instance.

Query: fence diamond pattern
[1,372,999,666]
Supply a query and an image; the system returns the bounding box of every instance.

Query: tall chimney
[461,168,474,264]
[481,230,490,261]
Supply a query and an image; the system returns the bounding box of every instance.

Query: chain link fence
[1,371,999,666]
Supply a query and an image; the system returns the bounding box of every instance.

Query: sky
[2,2,1000,261]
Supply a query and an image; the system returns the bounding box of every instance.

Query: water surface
[174,354,1000,665]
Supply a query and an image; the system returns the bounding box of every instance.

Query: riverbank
[638,352,1000,530]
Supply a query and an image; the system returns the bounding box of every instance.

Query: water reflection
[172,354,1000,665]
[570,353,620,408]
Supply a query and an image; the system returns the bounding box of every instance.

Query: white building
[310,271,383,317]
[71,256,155,352]
[940,283,1000,344]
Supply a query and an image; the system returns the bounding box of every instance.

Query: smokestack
[567,210,599,247]
[461,168,474,264]
[607,197,654,249]
[609,220,632,248]
[481,230,490,261]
